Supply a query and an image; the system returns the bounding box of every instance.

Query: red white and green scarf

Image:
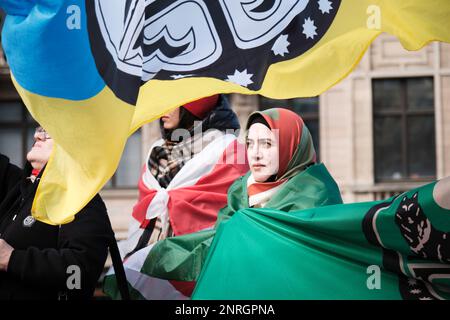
[246,108,317,208]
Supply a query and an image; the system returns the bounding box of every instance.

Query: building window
[373,77,436,182]
[0,76,37,167]
[105,130,142,189]
[259,96,320,160]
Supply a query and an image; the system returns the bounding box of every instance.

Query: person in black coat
[0,126,113,300]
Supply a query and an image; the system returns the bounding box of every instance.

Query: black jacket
[0,154,112,300]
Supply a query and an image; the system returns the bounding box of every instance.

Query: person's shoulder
[73,194,108,224]
[0,154,9,174]
[82,194,107,214]
[0,154,22,186]
[0,154,14,170]
[62,194,111,235]
[87,193,106,206]
[228,173,249,194]
[306,163,343,204]
[0,154,8,163]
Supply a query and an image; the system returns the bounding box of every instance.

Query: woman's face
[26,127,53,171]
[246,123,279,182]
[161,108,181,129]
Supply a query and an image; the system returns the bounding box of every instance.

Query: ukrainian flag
[0,0,449,224]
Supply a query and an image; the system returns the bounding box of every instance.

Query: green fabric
[192,180,450,299]
[103,274,145,300]
[142,163,342,281]
[281,124,316,180]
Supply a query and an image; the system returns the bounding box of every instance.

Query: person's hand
[0,239,14,272]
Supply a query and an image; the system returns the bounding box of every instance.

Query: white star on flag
[226,69,254,87]
[318,0,333,14]
[271,34,290,57]
[302,17,318,39]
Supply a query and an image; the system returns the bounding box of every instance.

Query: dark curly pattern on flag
[86,0,341,104]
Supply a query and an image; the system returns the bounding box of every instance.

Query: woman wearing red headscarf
[105,108,342,299]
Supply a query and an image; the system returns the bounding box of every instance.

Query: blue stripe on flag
[1,0,104,100]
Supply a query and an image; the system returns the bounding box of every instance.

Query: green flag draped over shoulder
[143,163,342,281]
[192,177,450,300]
[104,163,342,299]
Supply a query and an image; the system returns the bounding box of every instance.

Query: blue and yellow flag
[0,0,449,224]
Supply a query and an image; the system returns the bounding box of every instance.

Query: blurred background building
[1,32,449,244]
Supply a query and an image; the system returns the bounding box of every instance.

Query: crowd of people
[0,94,448,300]
[0,92,329,299]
